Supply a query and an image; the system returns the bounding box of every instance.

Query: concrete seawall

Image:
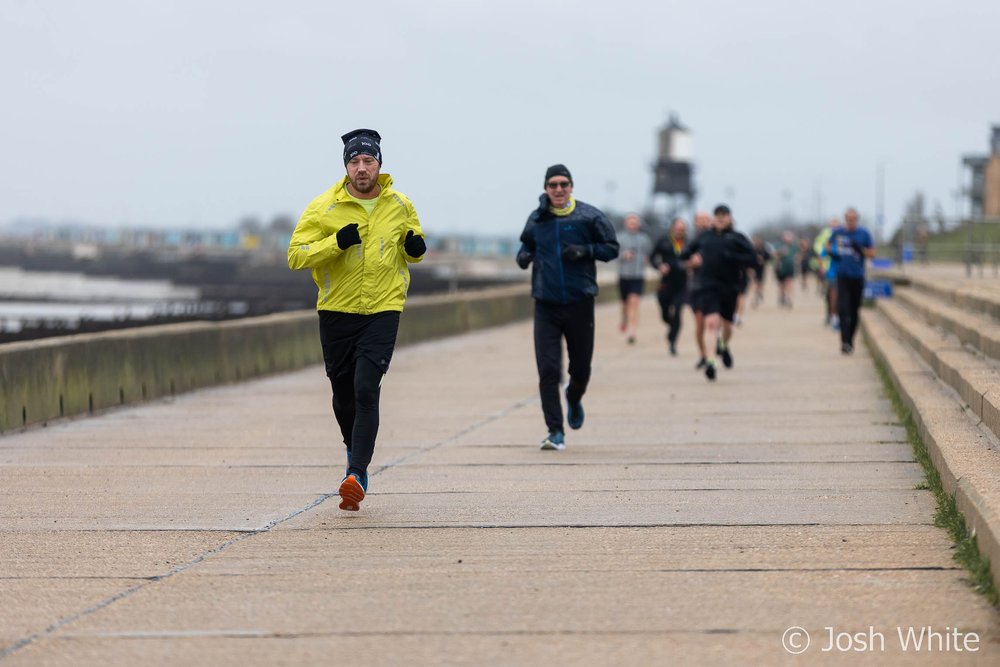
[0,283,621,433]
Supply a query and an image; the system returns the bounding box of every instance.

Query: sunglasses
[546,181,572,190]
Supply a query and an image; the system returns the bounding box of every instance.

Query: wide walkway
[2,280,998,665]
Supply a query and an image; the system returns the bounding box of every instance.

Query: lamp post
[876,160,885,246]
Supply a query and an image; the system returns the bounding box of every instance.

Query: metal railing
[893,216,1000,277]
[891,241,1000,277]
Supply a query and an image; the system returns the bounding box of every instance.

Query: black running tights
[534,299,595,433]
[331,357,383,478]
[837,276,865,346]
[657,287,686,344]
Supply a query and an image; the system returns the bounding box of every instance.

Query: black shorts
[318,310,401,379]
[700,287,739,322]
[619,277,645,300]
[688,287,705,313]
[776,268,794,281]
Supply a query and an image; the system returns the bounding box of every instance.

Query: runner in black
[749,235,772,308]
[686,211,713,369]
[679,205,757,381]
[650,217,689,355]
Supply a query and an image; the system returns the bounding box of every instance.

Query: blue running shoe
[566,390,585,430]
[540,431,565,451]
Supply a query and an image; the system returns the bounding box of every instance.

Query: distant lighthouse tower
[652,113,695,224]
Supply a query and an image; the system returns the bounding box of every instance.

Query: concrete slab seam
[374,394,537,473]
[0,392,538,662]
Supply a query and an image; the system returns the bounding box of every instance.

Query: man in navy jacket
[516,164,619,450]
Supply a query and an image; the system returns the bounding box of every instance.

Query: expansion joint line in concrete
[0,394,536,661]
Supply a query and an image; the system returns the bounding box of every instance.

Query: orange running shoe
[338,473,367,511]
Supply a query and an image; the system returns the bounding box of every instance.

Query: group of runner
[751,210,875,355]
[286,131,875,510]
[621,206,760,380]
[617,207,876,372]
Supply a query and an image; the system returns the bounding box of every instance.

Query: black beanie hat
[342,128,382,165]
[544,164,573,186]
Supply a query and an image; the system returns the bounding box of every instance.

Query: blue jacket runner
[516,195,620,304]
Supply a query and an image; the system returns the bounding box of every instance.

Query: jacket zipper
[357,201,368,311]
[555,220,567,304]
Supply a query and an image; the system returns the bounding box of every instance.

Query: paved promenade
[2,281,999,665]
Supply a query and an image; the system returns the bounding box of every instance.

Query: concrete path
[2,279,998,665]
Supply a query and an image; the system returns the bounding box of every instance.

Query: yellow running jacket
[814,227,833,277]
[287,173,424,314]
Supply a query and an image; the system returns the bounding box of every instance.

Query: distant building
[963,125,1000,218]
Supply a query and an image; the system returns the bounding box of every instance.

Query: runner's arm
[516,217,536,268]
[287,206,348,270]
[589,210,620,262]
[402,201,426,264]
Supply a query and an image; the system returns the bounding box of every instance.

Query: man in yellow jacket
[288,128,425,511]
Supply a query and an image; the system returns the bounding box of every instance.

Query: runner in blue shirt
[826,208,874,354]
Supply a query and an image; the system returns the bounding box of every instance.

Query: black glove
[849,239,864,255]
[562,244,590,261]
[516,249,533,269]
[336,223,361,250]
[404,230,426,258]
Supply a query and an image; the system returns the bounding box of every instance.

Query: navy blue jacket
[516,196,619,304]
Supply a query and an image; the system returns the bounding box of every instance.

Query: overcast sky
[2,0,997,239]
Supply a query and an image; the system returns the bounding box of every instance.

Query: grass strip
[871,354,998,606]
